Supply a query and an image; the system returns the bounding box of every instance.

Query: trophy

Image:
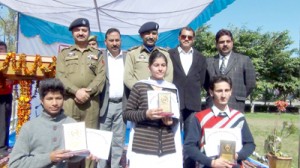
[158,92,173,117]
[219,140,236,163]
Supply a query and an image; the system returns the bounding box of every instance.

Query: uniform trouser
[97,101,126,168]
[63,95,100,168]
[0,94,12,154]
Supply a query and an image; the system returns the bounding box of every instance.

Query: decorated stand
[0,53,56,134]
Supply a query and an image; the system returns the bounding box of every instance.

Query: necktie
[220,56,226,74]
[218,112,227,117]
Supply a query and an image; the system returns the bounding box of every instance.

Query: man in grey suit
[98,28,126,168]
[205,29,256,112]
[169,27,207,168]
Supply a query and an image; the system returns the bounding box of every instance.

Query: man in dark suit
[98,28,126,168]
[169,27,207,168]
[205,29,256,112]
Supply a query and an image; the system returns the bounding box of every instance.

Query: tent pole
[93,0,102,34]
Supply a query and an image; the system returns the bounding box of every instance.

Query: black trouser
[181,108,196,168]
[0,94,12,153]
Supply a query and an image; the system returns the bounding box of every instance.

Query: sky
[206,0,299,56]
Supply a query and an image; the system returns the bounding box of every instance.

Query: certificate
[63,122,87,152]
[204,128,242,157]
[86,128,113,160]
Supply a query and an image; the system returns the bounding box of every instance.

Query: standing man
[168,27,207,168]
[56,18,105,168]
[0,41,13,159]
[88,35,99,49]
[124,21,173,90]
[184,76,255,168]
[97,28,126,168]
[205,29,256,112]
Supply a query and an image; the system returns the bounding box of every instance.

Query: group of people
[2,17,257,168]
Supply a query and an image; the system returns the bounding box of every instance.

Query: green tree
[0,6,17,51]
[194,25,217,57]
[195,25,300,110]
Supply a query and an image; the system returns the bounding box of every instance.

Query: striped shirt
[184,108,255,167]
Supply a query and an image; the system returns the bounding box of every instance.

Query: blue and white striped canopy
[1,0,235,54]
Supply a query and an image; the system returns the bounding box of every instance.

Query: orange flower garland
[16,80,32,134]
[0,52,56,77]
[0,53,57,134]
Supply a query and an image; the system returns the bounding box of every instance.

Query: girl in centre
[123,51,182,168]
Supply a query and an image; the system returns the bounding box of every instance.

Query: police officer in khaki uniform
[56,18,105,128]
[124,21,173,90]
[88,35,99,49]
[56,18,105,168]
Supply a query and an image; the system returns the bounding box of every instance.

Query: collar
[218,51,232,59]
[70,44,92,52]
[41,109,65,121]
[141,45,157,53]
[178,46,193,54]
[107,50,123,58]
[138,78,177,90]
[143,44,155,52]
[211,104,231,118]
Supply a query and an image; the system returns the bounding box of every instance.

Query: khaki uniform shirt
[56,45,105,96]
[56,45,105,128]
[124,45,173,90]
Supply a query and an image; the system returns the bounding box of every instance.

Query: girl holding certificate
[123,51,182,168]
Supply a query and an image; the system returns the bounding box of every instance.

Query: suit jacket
[205,52,256,112]
[169,47,207,111]
[99,50,127,117]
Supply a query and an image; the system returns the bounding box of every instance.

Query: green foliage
[194,25,217,57]
[0,7,17,52]
[194,25,300,102]
[264,121,297,157]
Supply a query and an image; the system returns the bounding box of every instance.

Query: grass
[245,112,299,168]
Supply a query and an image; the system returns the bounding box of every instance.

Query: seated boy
[9,78,95,168]
[184,76,255,168]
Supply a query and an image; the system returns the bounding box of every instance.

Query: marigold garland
[0,52,56,77]
[0,52,57,134]
[16,80,32,134]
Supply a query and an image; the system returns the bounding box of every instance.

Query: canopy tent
[0,0,236,55]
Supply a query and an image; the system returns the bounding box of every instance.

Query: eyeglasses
[180,35,193,41]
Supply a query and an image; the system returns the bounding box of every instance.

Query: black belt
[109,97,122,103]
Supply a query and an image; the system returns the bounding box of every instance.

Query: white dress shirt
[178,46,193,75]
[211,104,231,118]
[107,50,124,98]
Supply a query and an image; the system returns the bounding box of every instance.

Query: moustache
[222,46,228,50]
[146,37,154,41]
[111,46,119,49]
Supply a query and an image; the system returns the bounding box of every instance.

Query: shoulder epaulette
[61,46,71,52]
[128,46,139,51]
[157,46,168,52]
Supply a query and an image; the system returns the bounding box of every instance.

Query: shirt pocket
[65,56,79,74]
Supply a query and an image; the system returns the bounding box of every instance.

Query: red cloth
[0,83,13,95]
